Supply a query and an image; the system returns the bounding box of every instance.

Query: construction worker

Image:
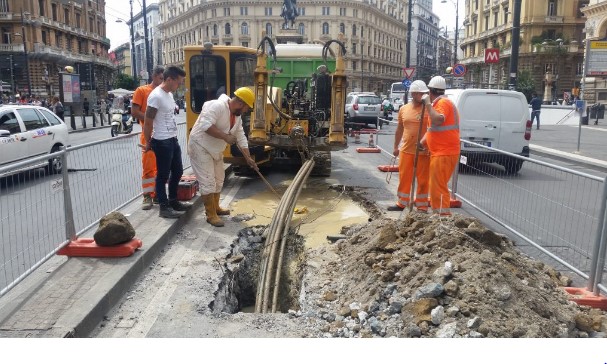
[387,80,430,212]
[132,66,164,210]
[420,75,460,216]
[187,87,258,227]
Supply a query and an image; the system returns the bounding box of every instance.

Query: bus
[389,82,406,110]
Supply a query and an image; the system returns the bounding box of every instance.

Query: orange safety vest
[426,96,460,156]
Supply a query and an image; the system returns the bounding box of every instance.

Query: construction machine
[183,36,348,176]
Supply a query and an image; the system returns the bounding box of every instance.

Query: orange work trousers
[140,132,157,197]
[395,151,430,210]
[429,154,459,215]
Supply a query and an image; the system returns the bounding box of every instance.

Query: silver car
[345,93,382,128]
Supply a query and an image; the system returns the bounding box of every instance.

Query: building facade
[459,0,586,101]
[128,2,160,83]
[0,0,113,99]
[410,0,440,82]
[110,41,132,76]
[582,0,607,104]
[158,0,408,95]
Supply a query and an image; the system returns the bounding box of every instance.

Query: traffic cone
[354,132,361,144]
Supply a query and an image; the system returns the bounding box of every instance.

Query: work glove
[421,94,430,106]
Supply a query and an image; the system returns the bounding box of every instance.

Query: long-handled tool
[407,103,427,214]
[236,144,281,199]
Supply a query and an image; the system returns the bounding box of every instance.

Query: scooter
[110,96,133,137]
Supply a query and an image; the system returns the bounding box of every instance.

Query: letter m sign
[484,48,500,64]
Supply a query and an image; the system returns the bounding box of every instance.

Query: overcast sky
[104,0,462,51]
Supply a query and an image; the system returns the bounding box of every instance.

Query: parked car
[444,89,532,174]
[345,92,382,128]
[0,104,69,175]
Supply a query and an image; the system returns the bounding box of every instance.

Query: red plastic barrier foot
[377,165,399,172]
[57,237,143,258]
[356,147,381,153]
[564,287,607,310]
[450,198,462,208]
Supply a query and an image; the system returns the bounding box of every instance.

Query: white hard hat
[428,76,447,90]
[409,80,429,93]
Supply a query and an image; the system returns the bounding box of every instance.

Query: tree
[113,73,138,90]
[516,69,535,102]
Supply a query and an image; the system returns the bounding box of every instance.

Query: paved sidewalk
[64,113,113,133]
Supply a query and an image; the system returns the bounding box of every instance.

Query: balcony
[545,16,564,23]
[0,44,25,52]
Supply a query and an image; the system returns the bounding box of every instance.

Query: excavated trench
[208,182,370,314]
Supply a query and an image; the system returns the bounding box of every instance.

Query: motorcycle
[110,96,133,137]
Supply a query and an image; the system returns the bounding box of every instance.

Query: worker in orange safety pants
[420,76,460,216]
[132,66,164,210]
[387,80,430,212]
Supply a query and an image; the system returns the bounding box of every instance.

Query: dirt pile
[297,213,607,338]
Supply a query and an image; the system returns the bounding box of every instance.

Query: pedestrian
[387,80,430,212]
[529,92,542,130]
[420,75,460,216]
[187,87,258,227]
[142,66,192,218]
[83,97,90,116]
[51,96,65,120]
[132,66,164,210]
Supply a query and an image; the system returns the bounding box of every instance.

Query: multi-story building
[128,2,160,83]
[437,30,453,75]
[158,0,408,95]
[0,0,113,99]
[410,0,440,81]
[110,42,132,76]
[581,0,607,104]
[459,0,586,100]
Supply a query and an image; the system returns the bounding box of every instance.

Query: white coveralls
[187,94,248,195]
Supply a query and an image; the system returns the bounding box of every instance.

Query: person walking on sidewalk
[420,76,460,216]
[132,66,164,210]
[142,66,192,219]
[530,93,542,130]
[51,96,64,120]
[187,87,258,227]
[387,80,430,212]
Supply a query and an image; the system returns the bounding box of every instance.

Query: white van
[444,89,532,174]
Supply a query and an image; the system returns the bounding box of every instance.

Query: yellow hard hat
[234,87,254,109]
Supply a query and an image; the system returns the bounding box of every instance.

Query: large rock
[93,211,136,246]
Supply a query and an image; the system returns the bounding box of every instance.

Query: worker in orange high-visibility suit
[387,80,430,212]
[131,66,164,210]
[420,75,460,216]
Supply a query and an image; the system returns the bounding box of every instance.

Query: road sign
[484,48,500,64]
[403,67,415,79]
[453,64,467,77]
[402,79,412,88]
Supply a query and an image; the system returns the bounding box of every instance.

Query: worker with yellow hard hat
[187,86,258,227]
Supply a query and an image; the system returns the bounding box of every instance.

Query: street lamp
[15,9,32,96]
[441,0,459,65]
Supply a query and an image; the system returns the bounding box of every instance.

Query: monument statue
[281,0,298,29]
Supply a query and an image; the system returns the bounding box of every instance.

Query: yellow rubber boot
[214,193,230,216]
[203,194,224,227]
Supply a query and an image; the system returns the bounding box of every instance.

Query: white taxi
[0,104,69,174]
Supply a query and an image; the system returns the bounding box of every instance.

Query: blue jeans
[150,137,183,206]
[531,110,540,128]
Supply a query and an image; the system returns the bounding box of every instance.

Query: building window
[545,63,555,74]
[266,23,272,35]
[224,7,230,16]
[240,7,248,16]
[225,23,231,35]
[211,9,217,17]
[485,15,489,30]
[213,24,217,37]
[352,24,357,36]
[64,8,69,23]
[298,23,304,35]
[352,60,357,70]
[242,42,248,47]
[41,30,47,44]
[76,13,80,28]
[241,22,248,35]
[298,7,305,16]
[265,7,272,16]
[577,62,583,75]
[322,22,329,35]
[548,0,556,16]
[504,8,509,23]
[352,43,357,54]
[339,23,345,34]
[38,0,44,16]
[340,7,346,16]
[322,7,330,16]
[89,17,93,32]
[51,3,57,20]
[494,12,498,27]
[353,9,358,18]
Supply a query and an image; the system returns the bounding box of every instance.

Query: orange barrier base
[450,198,462,208]
[57,237,143,258]
[564,287,607,310]
[378,165,399,172]
[356,147,381,153]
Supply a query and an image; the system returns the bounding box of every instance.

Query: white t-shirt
[147,86,177,140]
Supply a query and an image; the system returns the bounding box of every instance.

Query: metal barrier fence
[0,122,190,296]
[453,141,607,296]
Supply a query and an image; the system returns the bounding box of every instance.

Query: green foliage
[515,69,535,102]
[113,73,138,90]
